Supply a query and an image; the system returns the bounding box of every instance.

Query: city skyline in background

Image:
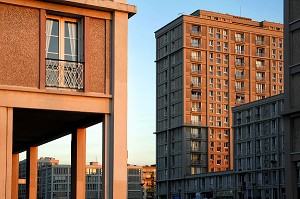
[19,0,283,166]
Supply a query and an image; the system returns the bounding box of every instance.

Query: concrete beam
[71,128,86,199]
[26,147,38,199]
[11,153,19,199]
[0,107,13,199]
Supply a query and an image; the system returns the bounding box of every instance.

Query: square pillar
[71,128,86,199]
[11,153,19,199]
[26,147,38,199]
[102,11,128,199]
[0,107,13,199]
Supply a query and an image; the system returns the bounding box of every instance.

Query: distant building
[283,0,300,198]
[181,94,285,199]
[141,165,156,199]
[19,157,102,199]
[155,9,284,198]
[232,94,285,199]
[127,165,143,199]
[19,158,144,199]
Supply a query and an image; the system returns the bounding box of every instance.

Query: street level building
[19,158,145,199]
[0,1,136,198]
[283,0,300,198]
[233,94,285,199]
[155,10,283,198]
[141,165,157,199]
[181,94,285,199]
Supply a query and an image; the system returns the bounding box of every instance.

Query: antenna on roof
[240,0,242,16]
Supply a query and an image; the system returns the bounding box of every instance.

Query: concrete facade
[0,1,136,198]
[155,10,283,199]
[19,158,144,199]
[232,94,285,199]
[283,0,300,198]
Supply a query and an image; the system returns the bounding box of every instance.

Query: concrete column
[102,10,128,199]
[26,147,38,199]
[11,153,19,199]
[0,107,13,199]
[71,128,86,199]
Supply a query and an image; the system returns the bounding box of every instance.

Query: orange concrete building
[0,0,135,199]
[155,10,283,198]
[141,165,156,199]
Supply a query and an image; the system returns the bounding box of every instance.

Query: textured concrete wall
[89,18,107,93]
[0,4,39,88]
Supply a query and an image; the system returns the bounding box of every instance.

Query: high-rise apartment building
[283,0,300,198]
[155,10,283,198]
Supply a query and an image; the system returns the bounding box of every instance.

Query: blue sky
[21,0,283,165]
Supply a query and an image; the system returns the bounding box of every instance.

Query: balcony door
[46,16,84,90]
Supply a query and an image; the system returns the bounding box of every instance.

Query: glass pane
[48,36,59,55]
[64,38,71,54]
[64,55,77,62]
[51,20,59,36]
[47,53,59,60]
[65,22,77,39]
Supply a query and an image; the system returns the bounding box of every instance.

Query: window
[235,45,244,54]
[235,33,244,42]
[46,16,84,90]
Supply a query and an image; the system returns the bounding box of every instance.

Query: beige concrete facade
[0,0,136,198]
[155,10,283,199]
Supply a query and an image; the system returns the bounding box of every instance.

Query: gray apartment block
[18,158,142,199]
[157,94,285,199]
[232,94,285,199]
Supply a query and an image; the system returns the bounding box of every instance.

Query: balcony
[191,56,201,61]
[256,76,265,81]
[235,61,245,66]
[191,30,201,35]
[191,43,201,48]
[191,82,201,87]
[191,121,202,125]
[256,89,266,93]
[191,69,201,74]
[235,50,244,54]
[191,107,201,112]
[46,59,84,90]
[235,87,245,91]
[191,95,201,100]
[256,64,265,69]
[236,99,245,104]
[235,74,245,79]
[256,40,265,45]
[235,37,245,42]
[256,52,265,57]
[191,147,203,152]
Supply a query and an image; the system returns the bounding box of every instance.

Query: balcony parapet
[46,59,84,91]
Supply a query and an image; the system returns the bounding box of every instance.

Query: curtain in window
[67,23,77,61]
[46,20,53,55]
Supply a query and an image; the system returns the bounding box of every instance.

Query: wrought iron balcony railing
[46,59,84,90]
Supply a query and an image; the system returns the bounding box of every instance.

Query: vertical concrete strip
[102,114,113,199]
[0,107,13,199]
[11,153,19,199]
[71,128,86,199]
[26,147,38,199]
[113,11,129,199]
[6,108,13,198]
